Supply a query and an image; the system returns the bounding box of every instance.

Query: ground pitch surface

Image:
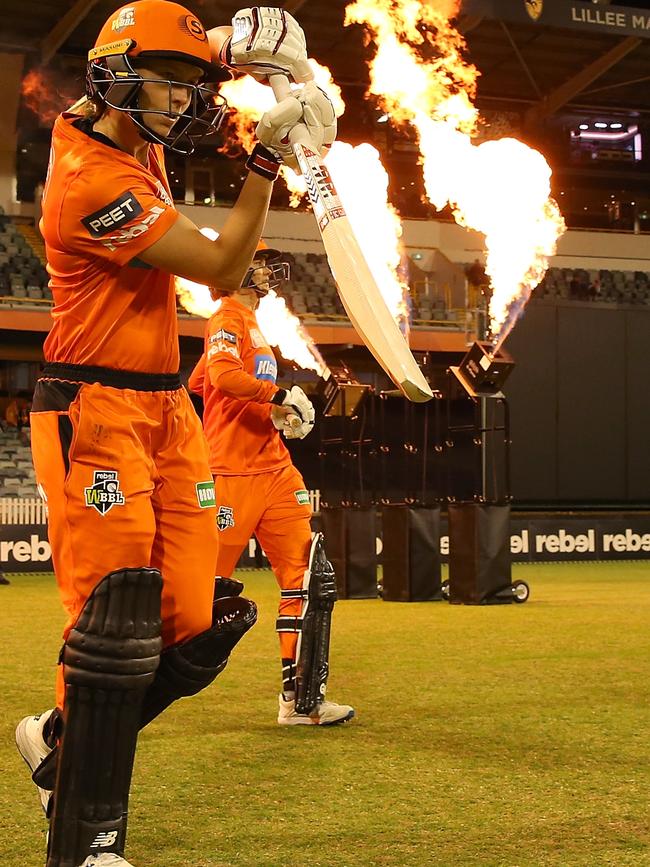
[2,563,650,866]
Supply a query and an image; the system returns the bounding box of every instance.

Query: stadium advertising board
[462,0,650,39]
[237,514,650,567]
[2,514,649,573]
[0,525,52,572]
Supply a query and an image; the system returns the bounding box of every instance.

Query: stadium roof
[3,0,650,132]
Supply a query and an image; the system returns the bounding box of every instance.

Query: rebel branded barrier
[0,528,52,570]
[2,497,649,573]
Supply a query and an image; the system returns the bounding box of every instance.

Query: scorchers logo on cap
[84,470,125,516]
[179,14,207,42]
[112,6,136,32]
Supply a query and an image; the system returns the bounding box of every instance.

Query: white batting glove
[270,407,312,439]
[283,416,312,440]
[226,7,312,83]
[255,83,337,171]
[271,386,315,436]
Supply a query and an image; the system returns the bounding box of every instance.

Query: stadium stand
[0,210,50,302]
[536,266,650,305]
[0,427,37,498]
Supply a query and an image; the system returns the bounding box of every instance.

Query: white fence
[0,492,320,524]
[0,497,47,525]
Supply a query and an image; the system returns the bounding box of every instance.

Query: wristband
[246,143,282,181]
[271,388,288,405]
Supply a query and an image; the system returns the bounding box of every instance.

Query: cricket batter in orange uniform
[13,4,336,866]
[189,245,354,727]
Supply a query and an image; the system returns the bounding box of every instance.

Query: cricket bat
[268,74,433,403]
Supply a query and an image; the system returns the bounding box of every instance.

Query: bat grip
[268,72,316,151]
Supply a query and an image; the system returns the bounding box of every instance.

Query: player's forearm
[214,172,274,290]
[210,364,278,404]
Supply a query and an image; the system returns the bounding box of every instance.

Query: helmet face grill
[87,54,228,154]
[243,261,291,297]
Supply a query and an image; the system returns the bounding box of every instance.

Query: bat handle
[268,72,316,151]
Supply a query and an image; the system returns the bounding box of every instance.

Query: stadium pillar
[0,52,25,216]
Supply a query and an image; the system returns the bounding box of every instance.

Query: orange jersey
[189,297,291,475]
[41,113,180,373]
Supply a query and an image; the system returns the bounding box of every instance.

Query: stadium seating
[536,266,650,304]
[3,213,650,321]
[0,428,37,498]
[0,215,49,304]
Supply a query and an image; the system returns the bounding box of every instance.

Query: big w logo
[255,354,277,382]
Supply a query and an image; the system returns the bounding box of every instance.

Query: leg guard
[214,576,244,599]
[46,568,162,867]
[140,594,257,728]
[293,533,338,715]
[33,595,257,795]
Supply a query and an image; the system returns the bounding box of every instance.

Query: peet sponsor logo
[82,192,143,237]
[0,533,51,564]
[210,329,237,345]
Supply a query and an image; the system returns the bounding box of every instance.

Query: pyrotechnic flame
[174,228,220,318]
[174,229,325,375]
[220,66,410,326]
[257,290,327,376]
[22,69,75,125]
[345,0,566,349]
[326,141,409,328]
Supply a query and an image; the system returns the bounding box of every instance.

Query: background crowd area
[2,210,650,335]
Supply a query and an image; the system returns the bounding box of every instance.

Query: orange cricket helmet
[244,240,290,296]
[86,0,231,154]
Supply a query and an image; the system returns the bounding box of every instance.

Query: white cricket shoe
[79,855,136,866]
[15,709,55,816]
[278,694,355,726]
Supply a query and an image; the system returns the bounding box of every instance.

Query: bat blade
[295,143,433,403]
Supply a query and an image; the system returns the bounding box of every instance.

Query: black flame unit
[454,340,515,398]
[320,364,370,417]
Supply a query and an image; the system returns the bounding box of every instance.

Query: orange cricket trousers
[30,368,219,709]
[213,464,312,689]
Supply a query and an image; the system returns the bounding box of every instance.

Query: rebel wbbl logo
[216,506,235,531]
[84,470,126,516]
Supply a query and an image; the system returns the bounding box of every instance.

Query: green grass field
[2,563,650,867]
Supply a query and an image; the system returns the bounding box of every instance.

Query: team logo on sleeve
[294,489,310,506]
[81,192,143,237]
[84,470,125,515]
[250,328,265,348]
[196,480,216,509]
[254,354,277,382]
[216,506,235,531]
